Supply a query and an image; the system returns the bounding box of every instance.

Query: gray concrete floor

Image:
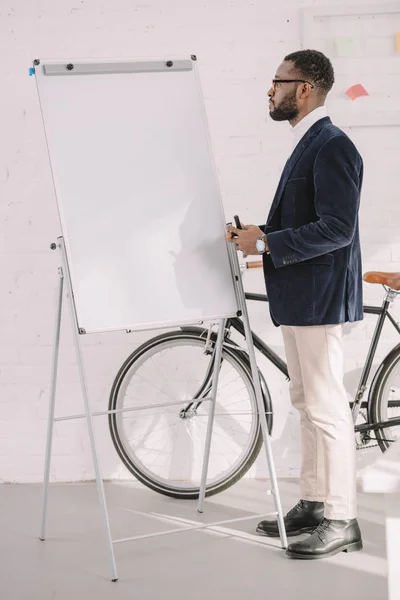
[0,479,387,600]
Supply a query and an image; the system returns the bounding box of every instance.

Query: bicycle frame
[227,294,288,379]
[224,288,400,436]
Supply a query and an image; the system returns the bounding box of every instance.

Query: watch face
[256,239,265,252]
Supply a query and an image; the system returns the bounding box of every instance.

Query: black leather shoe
[256,499,324,538]
[286,517,363,559]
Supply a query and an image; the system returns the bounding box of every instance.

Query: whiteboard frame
[34,57,241,334]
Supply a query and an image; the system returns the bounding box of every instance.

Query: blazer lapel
[267,117,331,226]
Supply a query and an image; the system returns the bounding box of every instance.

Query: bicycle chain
[356,408,378,450]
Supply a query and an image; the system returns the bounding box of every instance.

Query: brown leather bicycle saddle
[363,271,400,291]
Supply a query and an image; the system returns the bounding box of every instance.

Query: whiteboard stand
[39,237,287,581]
[198,241,288,547]
[33,55,287,581]
[40,237,118,581]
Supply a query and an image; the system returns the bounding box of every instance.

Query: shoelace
[286,500,306,518]
[315,518,332,538]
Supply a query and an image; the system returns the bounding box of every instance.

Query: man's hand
[225,224,265,256]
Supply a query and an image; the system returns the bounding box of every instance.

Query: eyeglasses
[271,79,315,91]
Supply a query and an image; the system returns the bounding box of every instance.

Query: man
[227,49,363,560]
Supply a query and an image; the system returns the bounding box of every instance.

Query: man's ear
[299,83,312,99]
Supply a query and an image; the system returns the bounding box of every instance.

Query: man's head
[268,50,334,125]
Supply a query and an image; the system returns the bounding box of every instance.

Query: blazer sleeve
[266,135,362,269]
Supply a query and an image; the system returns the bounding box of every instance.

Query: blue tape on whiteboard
[29,67,35,76]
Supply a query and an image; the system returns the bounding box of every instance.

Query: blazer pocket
[302,253,334,267]
[286,177,308,184]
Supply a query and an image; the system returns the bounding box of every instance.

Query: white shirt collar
[291,106,328,150]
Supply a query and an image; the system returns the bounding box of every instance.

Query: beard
[269,90,299,122]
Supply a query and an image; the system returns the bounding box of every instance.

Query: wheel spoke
[108,333,267,497]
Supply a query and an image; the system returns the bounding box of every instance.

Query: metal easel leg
[229,246,288,549]
[40,267,64,541]
[197,319,226,514]
[59,238,118,581]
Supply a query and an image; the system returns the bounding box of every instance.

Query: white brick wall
[1,0,400,483]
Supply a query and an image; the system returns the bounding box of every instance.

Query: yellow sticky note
[396,32,400,53]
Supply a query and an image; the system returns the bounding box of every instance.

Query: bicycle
[108,261,400,499]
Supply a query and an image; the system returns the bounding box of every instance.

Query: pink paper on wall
[345,84,369,101]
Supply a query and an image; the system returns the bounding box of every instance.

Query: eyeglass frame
[271,79,315,91]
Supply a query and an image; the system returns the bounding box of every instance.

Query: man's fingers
[226,225,240,242]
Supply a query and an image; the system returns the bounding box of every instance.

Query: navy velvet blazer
[262,116,363,327]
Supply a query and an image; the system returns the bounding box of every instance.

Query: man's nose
[267,86,274,98]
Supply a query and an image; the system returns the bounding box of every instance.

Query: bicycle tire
[108,329,272,499]
[368,343,400,452]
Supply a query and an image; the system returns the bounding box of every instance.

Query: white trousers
[281,324,357,520]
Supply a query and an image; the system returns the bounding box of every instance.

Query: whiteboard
[34,58,239,333]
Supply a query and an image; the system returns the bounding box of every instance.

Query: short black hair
[284,49,335,96]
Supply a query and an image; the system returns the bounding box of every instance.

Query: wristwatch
[256,233,269,255]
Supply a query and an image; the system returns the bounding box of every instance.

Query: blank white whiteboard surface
[35,58,239,333]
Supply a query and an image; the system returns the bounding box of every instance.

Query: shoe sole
[285,539,363,560]
[256,525,317,538]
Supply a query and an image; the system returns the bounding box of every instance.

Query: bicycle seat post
[383,285,400,305]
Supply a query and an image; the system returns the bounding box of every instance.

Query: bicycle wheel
[368,344,400,452]
[108,329,271,498]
